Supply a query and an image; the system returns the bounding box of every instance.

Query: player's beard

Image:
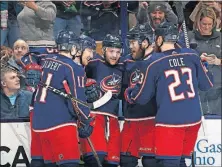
[134,49,145,60]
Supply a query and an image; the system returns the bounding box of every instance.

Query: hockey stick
[63,80,103,167]
[173,1,190,48]
[38,81,112,110]
[38,81,103,166]
[1,61,112,110]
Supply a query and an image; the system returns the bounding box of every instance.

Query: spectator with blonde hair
[0,67,32,119]
[190,1,221,31]
[188,7,221,115]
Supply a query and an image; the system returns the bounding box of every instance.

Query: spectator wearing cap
[188,7,221,115]
[137,1,178,28]
[137,1,187,48]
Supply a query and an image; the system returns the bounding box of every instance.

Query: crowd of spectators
[0,1,221,119]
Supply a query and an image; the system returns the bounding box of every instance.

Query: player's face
[105,47,121,65]
[150,10,165,28]
[129,40,143,60]
[13,41,29,62]
[2,72,20,91]
[199,16,214,35]
[82,48,94,66]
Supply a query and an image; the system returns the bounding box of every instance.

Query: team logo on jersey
[130,69,144,86]
[100,73,122,94]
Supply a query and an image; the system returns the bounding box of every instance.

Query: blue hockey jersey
[85,54,124,117]
[122,55,157,120]
[129,48,214,126]
[21,53,90,130]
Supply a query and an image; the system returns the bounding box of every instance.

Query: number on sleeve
[77,76,85,88]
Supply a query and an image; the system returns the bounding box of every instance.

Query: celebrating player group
[18,15,213,167]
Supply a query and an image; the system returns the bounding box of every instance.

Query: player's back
[141,48,213,126]
[33,53,88,130]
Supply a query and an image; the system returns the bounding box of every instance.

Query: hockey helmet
[56,30,80,51]
[155,22,179,42]
[79,35,96,52]
[102,34,123,49]
[127,23,154,44]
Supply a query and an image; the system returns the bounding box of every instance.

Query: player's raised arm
[196,56,214,91]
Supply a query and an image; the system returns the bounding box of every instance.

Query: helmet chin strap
[136,40,148,60]
[70,50,77,60]
[74,49,84,65]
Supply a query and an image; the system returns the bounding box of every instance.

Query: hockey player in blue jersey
[20,30,95,167]
[125,22,214,167]
[120,23,157,167]
[80,34,124,167]
[74,34,96,67]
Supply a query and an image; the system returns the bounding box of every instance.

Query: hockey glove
[85,78,101,103]
[25,64,42,87]
[78,116,95,138]
[124,86,135,104]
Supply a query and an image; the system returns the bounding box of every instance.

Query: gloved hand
[78,116,95,138]
[25,64,42,87]
[85,78,101,103]
[124,86,135,104]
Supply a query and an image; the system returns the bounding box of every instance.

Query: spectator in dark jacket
[136,1,186,48]
[188,7,221,115]
[136,1,178,26]
[0,67,32,119]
